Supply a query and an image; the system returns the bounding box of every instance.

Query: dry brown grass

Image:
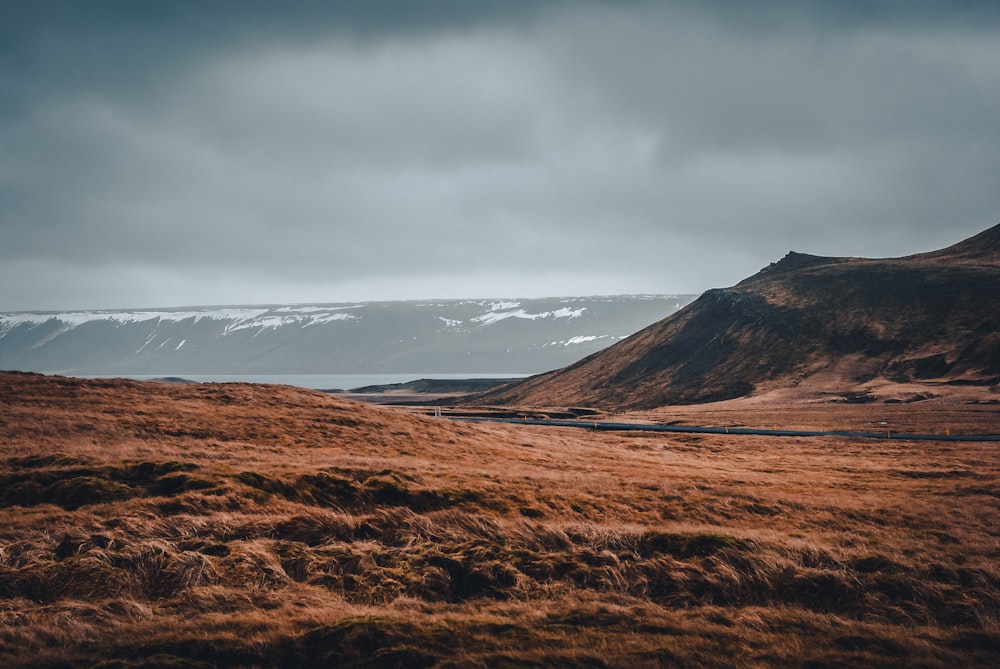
[1,371,998,667]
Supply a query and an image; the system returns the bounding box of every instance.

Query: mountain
[475,224,1000,409]
[0,295,693,376]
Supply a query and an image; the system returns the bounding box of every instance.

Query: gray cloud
[2,1,999,310]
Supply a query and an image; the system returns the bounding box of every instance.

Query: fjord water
[84,373,527,391]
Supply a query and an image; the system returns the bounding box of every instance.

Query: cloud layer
[2,1,999,309]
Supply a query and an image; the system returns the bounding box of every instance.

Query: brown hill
[475,224,1000,409]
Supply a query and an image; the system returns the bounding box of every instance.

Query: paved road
[450,416,1000,442]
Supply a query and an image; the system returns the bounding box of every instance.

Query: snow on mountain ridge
[302,313,360,327]
[0,308,271,332]
[0,306,367,338]
[0,301,631,341]
[471,307,586,327]
[487,301,521,311]
[0,295,697,376]
[221,312,359,334]
[538,335,610,348]
[273,305,362,313]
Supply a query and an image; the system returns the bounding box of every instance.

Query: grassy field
[1,372,998,667]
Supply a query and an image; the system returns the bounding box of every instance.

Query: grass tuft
[1,372,998,668]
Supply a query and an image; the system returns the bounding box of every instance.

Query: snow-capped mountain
[0,296,694,375]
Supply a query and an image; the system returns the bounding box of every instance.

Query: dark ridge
[745,251,847,280]
[906,222,1000,266]
[473,224,1000,410]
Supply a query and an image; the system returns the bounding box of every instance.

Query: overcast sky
[2,1,998,311]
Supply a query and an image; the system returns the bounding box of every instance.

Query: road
[449,416,1000,442]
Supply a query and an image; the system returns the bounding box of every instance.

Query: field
[1,371,999,667]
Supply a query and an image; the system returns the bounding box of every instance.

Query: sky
[2,0,999,311]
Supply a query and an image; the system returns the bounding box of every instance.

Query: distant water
[84,373,528,391]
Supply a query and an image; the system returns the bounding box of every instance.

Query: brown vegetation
[1,371,999,667]
[476,224,1000,409]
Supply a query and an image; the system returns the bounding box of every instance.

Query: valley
[2,226,999,667]
[0,372,997,668]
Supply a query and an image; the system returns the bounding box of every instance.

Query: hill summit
[476,224,1000,409]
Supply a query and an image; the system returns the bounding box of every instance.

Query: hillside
[0,295,692,376]
[1,371,998,667]
[475,224,1000,409]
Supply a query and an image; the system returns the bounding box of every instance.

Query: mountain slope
[476,224,1000,409]
[0,295,692,376]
